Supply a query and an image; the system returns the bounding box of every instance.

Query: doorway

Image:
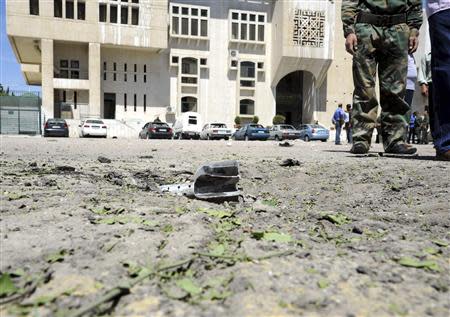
[276,71,303,127]
[104,93,116,119]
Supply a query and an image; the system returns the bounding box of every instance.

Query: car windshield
[211,124,226,128]
[280,125,294,130]
[311,125,325,129]
[47,119,65,124]
[86,120,104,124]
[249,124,264,129]
[153,122,168,127]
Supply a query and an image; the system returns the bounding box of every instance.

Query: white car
[200,123,232,140]
[80,119,107,138]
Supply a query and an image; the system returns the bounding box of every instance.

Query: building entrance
[104,93,116,119]
[276,71,303,127]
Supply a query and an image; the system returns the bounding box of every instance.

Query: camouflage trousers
[352,23,411,150]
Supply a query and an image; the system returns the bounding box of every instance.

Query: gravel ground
[0,136,449,317]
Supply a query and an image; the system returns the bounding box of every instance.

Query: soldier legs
[351,24,410,151]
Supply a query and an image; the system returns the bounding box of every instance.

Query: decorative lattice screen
[293,9,325,47]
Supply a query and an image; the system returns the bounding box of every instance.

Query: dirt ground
[0,136,449,317]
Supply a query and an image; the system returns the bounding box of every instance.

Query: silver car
[200,123,232,140]
[269,124,301,141]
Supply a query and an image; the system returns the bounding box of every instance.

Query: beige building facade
[10,0,410,128]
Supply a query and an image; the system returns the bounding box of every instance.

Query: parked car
[43,118,69,137]
[173,112,203,139]
[79,119,107,138]
[200,123,232,140]
[298,124,329,142]
[139,121,173,139]
[232,124,270,141]
[269,124,301,140]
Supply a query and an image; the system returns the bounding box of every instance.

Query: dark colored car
[233,124,270,141]
[139,121,173,139]
[298,124,329,142]
[44,119,69,137]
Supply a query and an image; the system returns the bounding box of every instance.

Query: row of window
[99,1,139,25]
[119,93,255,116]
[54,0,86,20]
[57,59,80,79]
[103,62,148,82]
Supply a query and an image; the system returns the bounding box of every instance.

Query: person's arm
[417,56,429,96]
[406,0,423,53]
[342,1,359,55]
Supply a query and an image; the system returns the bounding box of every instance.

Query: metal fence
[0,92,42,135]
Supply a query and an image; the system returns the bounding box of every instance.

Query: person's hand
[345,33,358,55]
[409,35,419,53]
[421,84,429,97]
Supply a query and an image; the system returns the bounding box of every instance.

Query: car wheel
[321,139,327,142]
[245,135,249,141]
[304,135,310,142]
[274,135,280,141]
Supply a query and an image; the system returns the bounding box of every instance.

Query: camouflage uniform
[342,0,423,151]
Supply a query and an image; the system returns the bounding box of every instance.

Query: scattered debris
[97,156,112,164]
[54,165,76,173]
[138,155,154,159]
[279,141,293,147]
[396,257,441,272]
[160,160,241,201]
[279,158,301,167]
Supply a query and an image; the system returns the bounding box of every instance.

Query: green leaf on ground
[162,224,174,233]
[251,231,293,243]
[0,273,18,297]
[431,240,448,247]
[320,212,351,225]
[423,247,441,255]
[46,249,71,263]
[209,243,226,256]
[176,278,202,296]
[203,209,234,219]
[317,279,329,289]
[7,193,28,201]
[262,198,278,207]
[397,257,441,272]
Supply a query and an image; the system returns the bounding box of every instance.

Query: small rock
[151,148,157,152]
[24,182,32,187]
[54,165,75,172]
[279,141,293,147]
[356,266,371,275]
[98,156,112,164]
[169,164,176,168]
[138,155,154,159]
[18,204,26,209]
[352,226,364,234]
[280,158,301,167]
[29,162,37,167]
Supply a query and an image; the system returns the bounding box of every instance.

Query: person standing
[342,0,422,155]
[415,112,424,143]
[344,104,353,144]
[332,104,346,145]
[424,0,450,160]
[408,112,417,144]
[419,110,430,144]
[405,53,418,107]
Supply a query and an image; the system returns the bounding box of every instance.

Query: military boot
[385,143,417,155]
[350,142,369,154]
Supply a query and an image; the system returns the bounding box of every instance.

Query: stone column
[89,43,101,118]
[41,39,54,119]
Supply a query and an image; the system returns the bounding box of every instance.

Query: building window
[170,4,209,38]
[181,96,197,113]
[240,61,255,78]
[63,90,66,102]
[99,3,107,22]
[240,99,255,115]
[77,1,85,20]
[230,10,266,43]
[181,58,197,75]
[66,0,74,19]
[113,62,117,81]
[133,94,137,112]
[59,59,79,79]
[134,74,137,82]
[143,65,147,73]
[124,74,127,82]
[143,75,146,83]
[103,62,107,80]
[143,94,146,112]
[54,0,62,18]
[124,93,127,111]
[74,91,77,109]
[29,0,39,15]
[110,5,118,23]
[121,6,128,24]
[131,7,139,25]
